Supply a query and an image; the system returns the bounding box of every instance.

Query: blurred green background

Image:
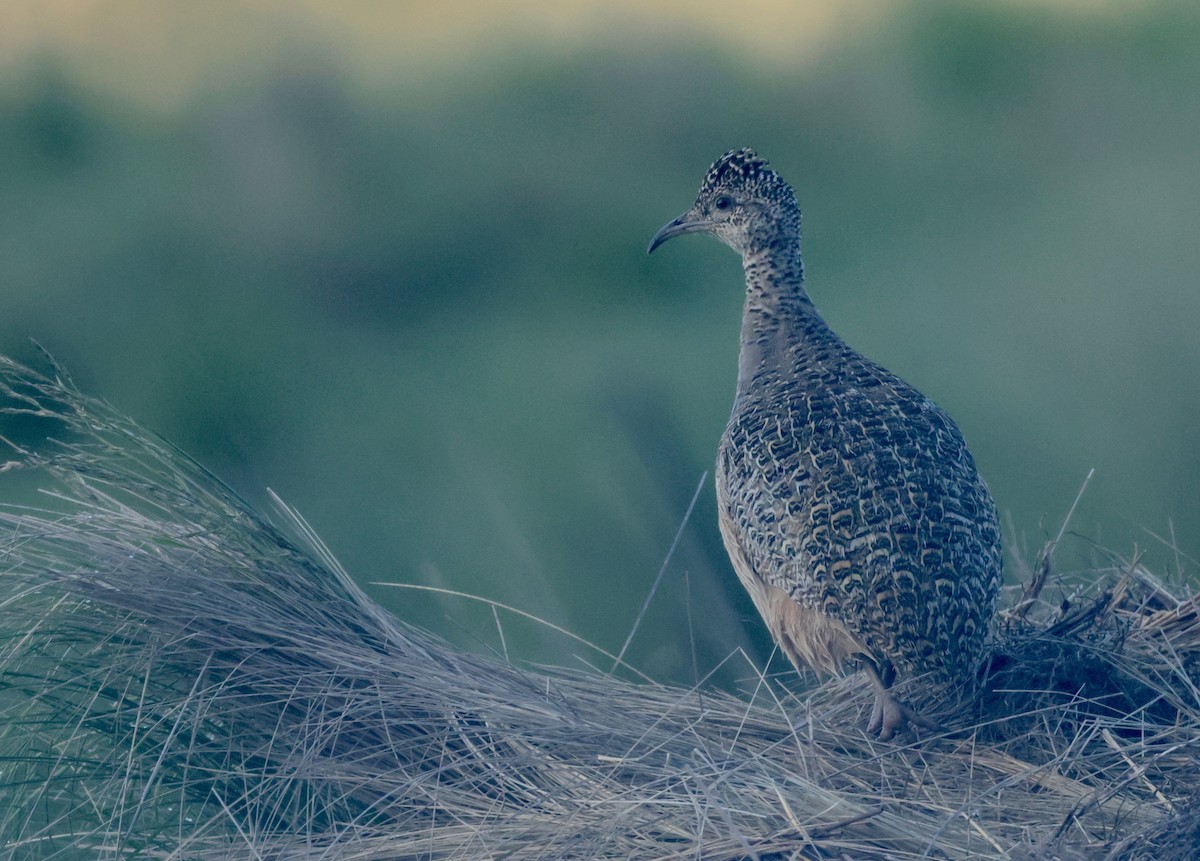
[2,0,1198,687]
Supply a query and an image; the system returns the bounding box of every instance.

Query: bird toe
[867,687,940,741]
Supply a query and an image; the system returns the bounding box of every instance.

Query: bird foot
[865,680,940,741]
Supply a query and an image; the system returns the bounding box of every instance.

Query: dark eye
[714,195,734,211]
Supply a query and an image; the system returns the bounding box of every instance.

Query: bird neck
[736,238,824,398]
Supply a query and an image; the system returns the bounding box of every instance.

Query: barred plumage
[649,148,1002,738]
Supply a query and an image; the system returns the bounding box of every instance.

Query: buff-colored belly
[718,504,866,676]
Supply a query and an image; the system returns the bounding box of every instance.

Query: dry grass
[1,353,1199,860]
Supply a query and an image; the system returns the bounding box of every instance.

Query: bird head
[647,148,801,258]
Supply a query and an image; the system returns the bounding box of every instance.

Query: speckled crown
[696,147,799,229]
[704,148,776,187]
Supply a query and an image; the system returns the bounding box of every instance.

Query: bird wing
[717,373,1000,675]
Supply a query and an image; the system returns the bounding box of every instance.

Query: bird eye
[714,195,734,211]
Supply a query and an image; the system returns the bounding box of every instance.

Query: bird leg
[863,660,939,741]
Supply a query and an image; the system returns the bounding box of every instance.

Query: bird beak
[647,210,711,254]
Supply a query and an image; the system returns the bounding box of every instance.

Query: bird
[648,148,1001,739]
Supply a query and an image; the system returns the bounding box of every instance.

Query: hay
[1,353,1198,860]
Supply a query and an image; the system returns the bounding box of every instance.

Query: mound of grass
[2,354,1198,860]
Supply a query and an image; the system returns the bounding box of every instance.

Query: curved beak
[647,210,711,254]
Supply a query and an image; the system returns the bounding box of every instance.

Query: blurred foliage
[2,1,1198,687]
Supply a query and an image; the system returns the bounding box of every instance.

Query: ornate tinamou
[649,148,1001,738]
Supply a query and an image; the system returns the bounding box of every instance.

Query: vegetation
[3,355,1199,859]
[3,3,1199,856]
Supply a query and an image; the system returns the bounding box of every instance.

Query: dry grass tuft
[2,354,1199,860]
